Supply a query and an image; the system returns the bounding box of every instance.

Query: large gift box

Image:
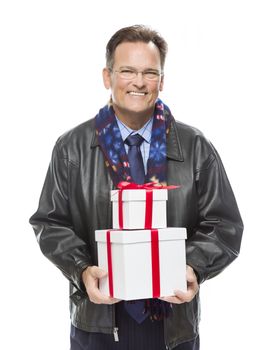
[111,188,167,230]
[95,227,187,300]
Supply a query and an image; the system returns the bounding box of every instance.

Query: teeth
[128,92,146,96]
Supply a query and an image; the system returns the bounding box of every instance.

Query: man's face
[103,41,164,120]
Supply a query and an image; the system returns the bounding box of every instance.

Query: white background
[1,0,271,349]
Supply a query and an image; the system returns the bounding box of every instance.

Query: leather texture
[30,117,243,349]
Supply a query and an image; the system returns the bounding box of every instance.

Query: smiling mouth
[127,91,147,96]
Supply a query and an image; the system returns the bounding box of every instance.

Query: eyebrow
[118,65,161,72]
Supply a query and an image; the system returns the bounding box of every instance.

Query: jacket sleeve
[29,141,92,291]
[186,141,244,284]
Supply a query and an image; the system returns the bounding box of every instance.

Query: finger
[111,298,122,304]
[187,273,197,283]
[174,287,197,303]
[186,266,198,283]
[88,287,121,304]
[96,296,121,304]
[159,285,197,304]
[159,296,184,304]
[90,266,108,279]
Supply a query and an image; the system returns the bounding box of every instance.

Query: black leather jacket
[30,117,243,349]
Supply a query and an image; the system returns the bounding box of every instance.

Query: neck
[113,107,154,130]
[118,116,150,130]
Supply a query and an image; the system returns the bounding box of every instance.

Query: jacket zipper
[113,327,119,342]
[112,304,119,342]
[164,317,169,349]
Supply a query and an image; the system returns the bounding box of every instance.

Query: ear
[159,75,164,92]
[103,68,111,89]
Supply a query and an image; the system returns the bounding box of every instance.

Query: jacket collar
[91,119,184,162]
[166,121,184,162]
[90,131,99,148]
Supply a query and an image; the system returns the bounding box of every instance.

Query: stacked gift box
[95,183,187,300]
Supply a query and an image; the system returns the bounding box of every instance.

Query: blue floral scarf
[95,98,173,187]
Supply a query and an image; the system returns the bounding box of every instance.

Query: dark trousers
[70,301,199,350]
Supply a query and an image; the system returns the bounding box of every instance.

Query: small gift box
[111,182,169,230]
[95,227,187,300]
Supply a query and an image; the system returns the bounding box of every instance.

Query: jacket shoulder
[174,119,206,139]
[173,119,216,169]
[173,119,213,150]
[53,118,96,165]
[57,118,96,147]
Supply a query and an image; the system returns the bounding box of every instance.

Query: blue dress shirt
[115,116,153,174]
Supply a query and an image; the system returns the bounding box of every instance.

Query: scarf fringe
[144,299,172,321]
[127,299,172,321]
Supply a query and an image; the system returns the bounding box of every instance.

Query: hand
[82,266,121,305]
[159,265,199,304]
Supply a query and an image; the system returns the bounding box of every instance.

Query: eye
[118,69,136,79]
[145,71,158,76]
[120,69,134,74]
[143,71,160,80]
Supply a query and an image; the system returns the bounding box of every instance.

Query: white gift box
[111,189,167,229]
[95,227,187,300]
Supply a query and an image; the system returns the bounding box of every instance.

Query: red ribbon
[116,182,180,229]
[106,229,161,298]
[106,230,114,297]
[145,190,153,229]
[151,229,160,297]
[118,191,123,229]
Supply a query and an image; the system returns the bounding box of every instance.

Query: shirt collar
[115,115,153,144]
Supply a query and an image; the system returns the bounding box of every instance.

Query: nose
[133,72,145,88]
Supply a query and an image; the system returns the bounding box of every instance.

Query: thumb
[91,266,108,279]
[186,266,197,283]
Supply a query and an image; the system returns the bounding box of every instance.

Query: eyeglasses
[109,67,163,81]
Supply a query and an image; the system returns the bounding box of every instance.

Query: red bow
[117,181,180,190]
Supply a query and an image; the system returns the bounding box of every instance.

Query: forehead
[113,41,161,69]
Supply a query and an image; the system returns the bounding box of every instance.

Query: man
[30,25,243,350]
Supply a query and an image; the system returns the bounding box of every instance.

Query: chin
[127,106,152,116]
[126,102,153,113]
[113,101,155,118]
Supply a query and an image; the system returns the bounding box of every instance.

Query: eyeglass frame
[108,66,164,81]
